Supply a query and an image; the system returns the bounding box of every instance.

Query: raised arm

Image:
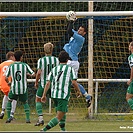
[67,21,74,37]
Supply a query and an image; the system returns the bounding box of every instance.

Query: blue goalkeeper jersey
[63,29,85,61]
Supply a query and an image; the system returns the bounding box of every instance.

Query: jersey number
[15,71,21,81]
[47,64,55,75]
[2,65,8,76]
[57,71,63,82]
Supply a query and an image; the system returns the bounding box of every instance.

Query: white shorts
[67,60,79,77]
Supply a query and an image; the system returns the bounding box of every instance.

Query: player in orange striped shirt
[0,51,17,119]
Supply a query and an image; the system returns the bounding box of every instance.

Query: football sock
[59,114,66,131]
[11,100,17,115]
[43,117,59,131]
[38,115,43,122]
[78,83,86,94]
[127,98,133,110]
[23,103,30,121]
[78,83,91,100]
[36,102,43,116]
[6,101,11,119]
[10,112,14,118]
[1,95,8,113]
[1,108,5,114]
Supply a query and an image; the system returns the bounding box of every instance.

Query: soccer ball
[66,11,77,21]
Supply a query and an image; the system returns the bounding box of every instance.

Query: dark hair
[6,51,14,60]
[58,51,69,63]
[14,50,23,61]
[80,25,87,33]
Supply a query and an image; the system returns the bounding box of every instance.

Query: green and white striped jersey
[5,62,34,94]
[37,56,59,87]
[47,64,77,101]
[128,54,133,69]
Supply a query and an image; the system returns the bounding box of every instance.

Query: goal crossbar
[0,11,133,17]
[27,79,129,83]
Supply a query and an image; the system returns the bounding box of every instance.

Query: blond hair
[130,41,133,46]
[6,51,14,60]
[44,42,54,54]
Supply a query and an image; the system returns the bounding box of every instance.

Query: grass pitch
[0,115,133,132]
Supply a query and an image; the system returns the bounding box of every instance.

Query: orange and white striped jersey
[0,60,14,93]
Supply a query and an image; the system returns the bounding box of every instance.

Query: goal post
[88,1,94,119]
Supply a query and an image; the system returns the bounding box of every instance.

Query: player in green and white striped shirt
[5,50,35,123]
[34,42,59,126]
[40,51,82,132]
[126,41,133,112]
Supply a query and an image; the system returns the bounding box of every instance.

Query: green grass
[1,115,133,132]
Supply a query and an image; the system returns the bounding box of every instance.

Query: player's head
[129,41,133,52]
[58,51,69,63]
[44,42,54,55]
[77,26,87,36]
[6,51,15,61]
[14,50,23,61]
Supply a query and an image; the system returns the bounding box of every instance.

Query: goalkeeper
[63,12,92,108]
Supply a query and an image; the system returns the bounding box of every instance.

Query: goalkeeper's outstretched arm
[67,20,74,37]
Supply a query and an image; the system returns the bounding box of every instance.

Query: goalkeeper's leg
[67,60,92,107]
[78,83,92,108]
